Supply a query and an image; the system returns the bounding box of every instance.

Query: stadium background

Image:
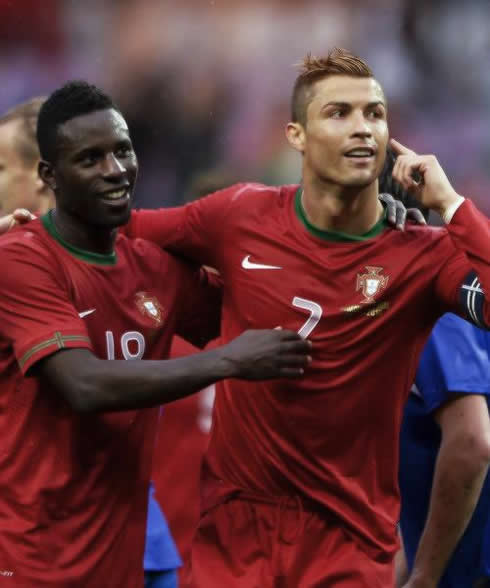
[0,0,489,212]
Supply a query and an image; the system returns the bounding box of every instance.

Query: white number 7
[292,296,322,338]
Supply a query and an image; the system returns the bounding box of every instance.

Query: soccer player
[0,97,54,215]
[398,314,490,588]
[0,94,183,588]
[123,48,490,587]
[0,81,312,588]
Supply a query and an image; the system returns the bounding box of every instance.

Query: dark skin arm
[37,329,312,413]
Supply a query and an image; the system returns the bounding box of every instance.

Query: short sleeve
[127,184,249,268]
[173,263,222,349]
[415,313,490,414]
[0,236,93,374]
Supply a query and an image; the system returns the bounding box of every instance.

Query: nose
[101,153,126,178]
[350,110,372,138]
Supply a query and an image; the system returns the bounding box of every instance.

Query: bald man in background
[0,97,54,215]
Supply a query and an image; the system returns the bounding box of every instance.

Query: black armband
[459,271,486,327]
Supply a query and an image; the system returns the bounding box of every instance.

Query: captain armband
[459,271,487,328]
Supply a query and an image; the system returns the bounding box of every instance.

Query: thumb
[390,138,416,157]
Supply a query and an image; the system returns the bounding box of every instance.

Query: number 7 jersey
[128,183,490,558]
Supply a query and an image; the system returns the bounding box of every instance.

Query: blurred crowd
[0,0,489,211]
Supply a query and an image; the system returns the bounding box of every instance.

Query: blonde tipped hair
[291,48,374,126]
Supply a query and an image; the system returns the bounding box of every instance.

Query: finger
[278,367,305,378]
[281,339,313,352]
[379,193,396,226]
[395,201,407,230]
[390,138,416,157]
[12,208,36,222]
[406,208,427,225]
[278,354,312,367]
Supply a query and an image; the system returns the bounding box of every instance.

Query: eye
[116,145,133,158]
[330,110,344,119]
[368,109,384,119]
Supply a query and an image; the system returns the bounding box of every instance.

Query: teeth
[346,149,373,157]
[103,189,127,200]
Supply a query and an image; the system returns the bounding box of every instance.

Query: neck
[52,208,117,255]
[301,172,383,235]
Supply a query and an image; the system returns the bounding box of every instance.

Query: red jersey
[152,337,216,566]
[127,184,490,559]
[0,213,220,588]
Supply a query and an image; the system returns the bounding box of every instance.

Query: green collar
[41,210,117,265]
[294,188,388,242]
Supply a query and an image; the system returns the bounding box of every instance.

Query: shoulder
[0,220,54,264]
[204,182,296,209]
[116,232,199,275]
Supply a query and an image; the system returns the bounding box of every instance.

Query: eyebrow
[323,101,386,109]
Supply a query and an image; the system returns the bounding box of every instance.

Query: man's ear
[38,160,56,192]
[285,122,306,154]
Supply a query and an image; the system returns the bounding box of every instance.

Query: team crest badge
[356,266,389,304]
[135,292,164,325]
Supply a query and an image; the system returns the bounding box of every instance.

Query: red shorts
[182,495,395,588]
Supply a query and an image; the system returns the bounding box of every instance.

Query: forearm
[409,441,489,585]
[45,348,234,413]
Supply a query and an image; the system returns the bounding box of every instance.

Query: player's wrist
[434,193,465,224]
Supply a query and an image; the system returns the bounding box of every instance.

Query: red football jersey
[0,213,220,588]
[128,184,490,558]
[152,337,216,568]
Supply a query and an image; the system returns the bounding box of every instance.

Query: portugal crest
[356,266,389,304]
[135,292,164,325]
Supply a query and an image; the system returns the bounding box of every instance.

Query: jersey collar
[294,187,388,242]
[41,210,117,266]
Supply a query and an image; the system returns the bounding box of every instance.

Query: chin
[94,208,131,228]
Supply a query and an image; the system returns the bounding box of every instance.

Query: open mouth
[344,147,376,160]
[99,187,130,206]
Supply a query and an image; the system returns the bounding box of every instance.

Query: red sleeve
[174,264,223,349]
[0,238,92,374]
[434,199,490,326]
[126,184,248,268]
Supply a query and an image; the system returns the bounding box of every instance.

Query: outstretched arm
[38,329,312,413]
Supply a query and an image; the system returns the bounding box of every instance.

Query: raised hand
[0,209,36,235]
[220,329,312,380]
[390,139,462,216]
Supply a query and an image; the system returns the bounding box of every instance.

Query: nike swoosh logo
[78,309,96,318]
[241,255,282,270]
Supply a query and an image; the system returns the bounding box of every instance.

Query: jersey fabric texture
[0,214,220,588]
[400,313,490,587]
[152,337,215,571]
[127,183,490,580]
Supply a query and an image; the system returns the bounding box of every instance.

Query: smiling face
[287,75,388,189]
[39,108,138,228]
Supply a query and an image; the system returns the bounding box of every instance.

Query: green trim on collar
[294,188,388,242]
[41,210,117,265]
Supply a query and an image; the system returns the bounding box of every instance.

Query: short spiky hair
[37,81,119,162]
[0,97,45,166]
[291,48,374,126]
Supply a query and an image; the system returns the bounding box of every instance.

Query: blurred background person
[0,97,54,215]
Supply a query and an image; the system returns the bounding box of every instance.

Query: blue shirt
[399,313,490,587]
[144,482,182,572]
